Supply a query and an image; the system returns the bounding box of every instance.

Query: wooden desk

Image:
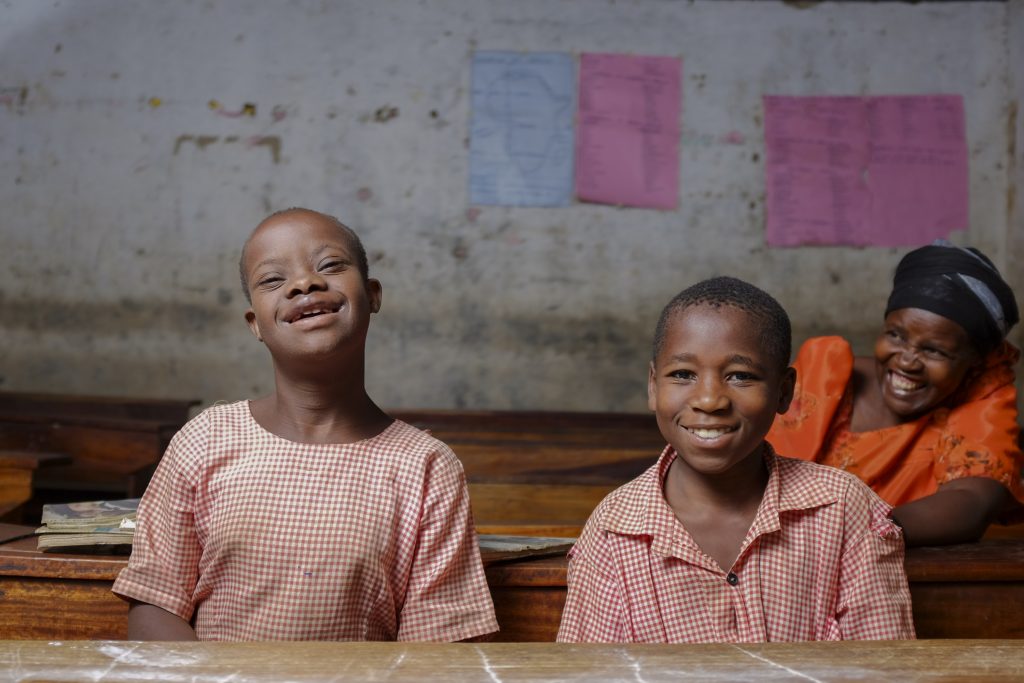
[0,391,197,498]
[2,639,1023,681]
[2,523,1023,642]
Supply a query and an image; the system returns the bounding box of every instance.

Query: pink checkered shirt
[557,444,915,643]
[113,401,498,641]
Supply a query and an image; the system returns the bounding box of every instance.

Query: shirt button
[726,572,739,586]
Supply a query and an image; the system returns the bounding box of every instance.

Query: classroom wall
[1,0,1020,412]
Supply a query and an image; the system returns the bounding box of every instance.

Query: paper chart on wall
[575,53,681,210]
[468,51,575,207]
[763,95,968,247]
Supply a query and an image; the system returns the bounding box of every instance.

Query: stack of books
[35,498,139,554]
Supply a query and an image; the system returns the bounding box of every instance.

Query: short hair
[238,208,369,304]
[652,276,792,370]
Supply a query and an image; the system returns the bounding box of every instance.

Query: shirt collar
[599,442,839,556]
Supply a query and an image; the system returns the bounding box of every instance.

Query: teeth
[688,427,733,440]
[292,308,330,322]
[889,372,923,393]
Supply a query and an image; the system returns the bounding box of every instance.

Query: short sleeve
[835,479,916,640]
[111,412,206,620]
[557,520,629,643]
[396,446,498,642]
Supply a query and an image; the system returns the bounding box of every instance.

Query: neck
[256,352,390,443]
[666,444,769,512]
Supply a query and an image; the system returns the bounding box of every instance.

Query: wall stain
[173,134,218,154]
[248,136,281,163]
[2,297,233,333]
[1008,101,1017,222]
[373,105,399,123]
[173,134,281,163]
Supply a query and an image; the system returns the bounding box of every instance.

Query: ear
[367,278,383,314]
[245,309,263,342]
[647,361,658,412]
[776,366,796,414]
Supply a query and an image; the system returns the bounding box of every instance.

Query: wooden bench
[392,409,664,536]
[0,391,198,501]
[1,523,1020,641]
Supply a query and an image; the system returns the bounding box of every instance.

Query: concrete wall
[0,0,1020,412]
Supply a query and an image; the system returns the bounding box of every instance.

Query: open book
[477,534,575,564]
[35,498,139,553]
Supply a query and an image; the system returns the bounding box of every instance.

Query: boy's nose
[287,272,327,297]
[691,379,729,413]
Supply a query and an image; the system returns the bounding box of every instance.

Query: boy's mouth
[284,300,342,324]
[685,426,736,441]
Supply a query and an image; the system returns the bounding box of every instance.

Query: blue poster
[469,51,575,207]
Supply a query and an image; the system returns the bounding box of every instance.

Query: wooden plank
[468,483,614,525]
[0,576,128,639]
[0,391,197,425]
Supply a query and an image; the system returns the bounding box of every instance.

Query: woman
[768,242,1022,546]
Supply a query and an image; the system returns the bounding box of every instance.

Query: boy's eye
[256,275,283,288]
[728,371,759,383]
[668,369,696,381]
[319,260,347,272]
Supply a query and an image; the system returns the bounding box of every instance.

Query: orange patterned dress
[767,336,1024,513]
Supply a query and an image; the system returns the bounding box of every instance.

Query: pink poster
[576,53,681,210]
[763,95,968,247]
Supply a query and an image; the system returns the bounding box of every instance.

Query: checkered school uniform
[557,444,915,642]
[113,401,498,641]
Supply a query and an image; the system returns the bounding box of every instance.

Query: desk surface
[3,639,1022,682]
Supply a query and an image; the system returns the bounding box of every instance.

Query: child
[557,276,915,642]
[113,208,499,641]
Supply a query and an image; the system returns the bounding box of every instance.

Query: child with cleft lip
[112,208,498,641]
[557,276,915,643]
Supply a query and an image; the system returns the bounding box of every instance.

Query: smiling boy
[557,277,915,642]
[113,208,498,641]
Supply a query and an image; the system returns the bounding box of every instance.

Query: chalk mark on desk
[473,644,503,683]
[96,642,142,679]
[619,648,650,683]
[731,644,823,683]
[385,651,407,675]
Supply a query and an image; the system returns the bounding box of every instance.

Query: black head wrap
[885,241,1019,355]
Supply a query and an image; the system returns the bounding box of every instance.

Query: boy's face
[648,304,795,478]
[243,211,381,362]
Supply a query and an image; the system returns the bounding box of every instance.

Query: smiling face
[648,304,795,479]
[874,307,979,422]
[242,210,381,363]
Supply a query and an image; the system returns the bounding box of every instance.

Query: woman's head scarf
[885,241,1019,355]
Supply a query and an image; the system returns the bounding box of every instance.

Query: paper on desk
[575,52,681,210]
[468,51,575,207]
[763,94,968,247]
